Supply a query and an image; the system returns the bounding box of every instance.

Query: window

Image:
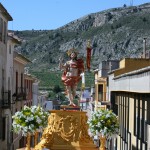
[16,72,18,94]
[21,73,23,93]
[0,18,3,41]
[3,21,6,43]
[98,84,103,101]
[8,77,10,90]
[134,94,148,149]
[106,77,109,86]
[2,69,4,96]
[9,45,11,54]
[115,94,119,105]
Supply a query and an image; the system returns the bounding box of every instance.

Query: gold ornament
[99,136,106,150]
[35,110,97,150]
[87,39,91,48]
[25,133,31,150]
[66,48,78,56]
[34,132,39,147]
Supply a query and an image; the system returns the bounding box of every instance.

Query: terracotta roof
[14,51,31,64]
[8,32,22,44]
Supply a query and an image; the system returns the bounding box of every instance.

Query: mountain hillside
[14,2,150,72]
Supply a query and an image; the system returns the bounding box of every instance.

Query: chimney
[143,38,147,58]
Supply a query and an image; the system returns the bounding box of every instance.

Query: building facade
[94,60,119,109]
[108,58,150,150]
[0,3,13,150]
[24,73,36,107]
[12,52,31,150]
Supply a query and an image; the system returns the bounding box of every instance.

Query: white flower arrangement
[87,109,119,138]
[12,105,49,136]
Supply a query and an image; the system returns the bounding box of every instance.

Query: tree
[123,4,127,7]
[53,85,61,93]
[48,91,55,99]
[142,17,147,22]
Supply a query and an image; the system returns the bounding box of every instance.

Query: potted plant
[12,105,49,150]
[87,109,119,150]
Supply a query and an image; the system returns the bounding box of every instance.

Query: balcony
[14,87,27,101]
[0,90,11,108]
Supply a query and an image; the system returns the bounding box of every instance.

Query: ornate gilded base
[35,110,98,150]
[60,105,80,111]
[99,136,106,150]
[16,148,34,150]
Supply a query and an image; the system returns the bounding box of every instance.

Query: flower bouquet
[12,105,49,136]
[87,109,119,138]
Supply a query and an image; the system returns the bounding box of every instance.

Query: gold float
[35,110,98,150]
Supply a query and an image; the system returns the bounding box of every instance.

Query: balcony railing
[15,87,27,101]
[0,90,11,108]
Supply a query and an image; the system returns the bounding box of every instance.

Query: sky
[0,0,150,31]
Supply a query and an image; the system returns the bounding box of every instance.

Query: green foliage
[59,93,67,103]
[113,13,150,31]
[48,91,68,105]
[81,24,112,39]
[31,71,63,88]
[53,85,62,93]
[31,71,94,89]
[48,91,56,99]
[73,99,79,106]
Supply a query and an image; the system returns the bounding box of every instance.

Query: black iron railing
[15,87,27,101]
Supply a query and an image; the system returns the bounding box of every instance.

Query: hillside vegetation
[31,71,94,90]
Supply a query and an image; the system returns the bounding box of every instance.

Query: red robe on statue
[61,58,84,87]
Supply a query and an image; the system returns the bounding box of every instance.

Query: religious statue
[59,48,84,106]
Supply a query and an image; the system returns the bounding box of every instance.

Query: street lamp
[12,93,16,104]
